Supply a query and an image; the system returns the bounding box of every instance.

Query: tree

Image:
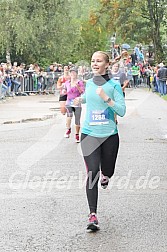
[91,0,167,62]
[141,0,167,62]
[0,0,166,65]
[0,0,79,64]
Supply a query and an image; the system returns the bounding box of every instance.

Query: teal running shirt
[81,78,126,137]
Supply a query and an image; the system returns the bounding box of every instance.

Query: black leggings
[81,133,119,213]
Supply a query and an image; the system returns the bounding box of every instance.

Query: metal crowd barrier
[20,71,62,93]
[1,70,92,98]
[0,71,62,99]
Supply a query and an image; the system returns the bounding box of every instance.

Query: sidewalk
[0,94,59,125]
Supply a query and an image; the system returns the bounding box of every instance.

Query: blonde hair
[93,51,110,63]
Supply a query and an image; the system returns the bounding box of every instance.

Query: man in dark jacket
[157,63,167,96]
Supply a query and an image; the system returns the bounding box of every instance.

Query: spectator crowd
[0,45,167,100]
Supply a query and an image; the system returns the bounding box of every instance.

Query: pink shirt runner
[64,80,85,106]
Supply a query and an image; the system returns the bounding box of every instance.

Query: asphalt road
[0,88,167,252]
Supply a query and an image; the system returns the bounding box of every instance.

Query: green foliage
[95,0,167,62]
[0,0,77,65]
[0,0,166,65]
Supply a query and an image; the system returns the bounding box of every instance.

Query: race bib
[69,99,74,106]
[89,109,109,125]
[69,99,78,107]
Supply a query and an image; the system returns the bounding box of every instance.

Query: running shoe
[75,134,80,143]
[87,213,99,231]
[100,175,109,189]
[64,128,71,138]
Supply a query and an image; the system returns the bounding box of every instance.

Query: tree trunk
[147,0,165,63]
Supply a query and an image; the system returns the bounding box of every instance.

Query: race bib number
[89,110,109,125]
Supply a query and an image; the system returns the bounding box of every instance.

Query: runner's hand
[96,87,108,101]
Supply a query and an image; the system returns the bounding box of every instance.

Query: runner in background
[110,62,129,124]
[63,67,85,143]
[110,62,129,96]
[57,65,70,115]
[132,62,140,88]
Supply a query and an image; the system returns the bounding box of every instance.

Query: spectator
[157,63,167,96]
[132,62,140,88]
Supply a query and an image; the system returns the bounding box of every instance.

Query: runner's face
[64,66,69,73]
[91,53,109,75]
[112,64,119,73]
[70,71,77,78]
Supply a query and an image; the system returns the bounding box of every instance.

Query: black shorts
[59,95,67,101]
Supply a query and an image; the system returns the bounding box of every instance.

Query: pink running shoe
[64,128,71,138]
[100,175,109,189]
[75,134,80,143]
[87,213,99,231]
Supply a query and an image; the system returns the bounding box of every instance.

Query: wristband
[104,97,111,103]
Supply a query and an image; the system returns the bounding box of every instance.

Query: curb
[2,114,57,125]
